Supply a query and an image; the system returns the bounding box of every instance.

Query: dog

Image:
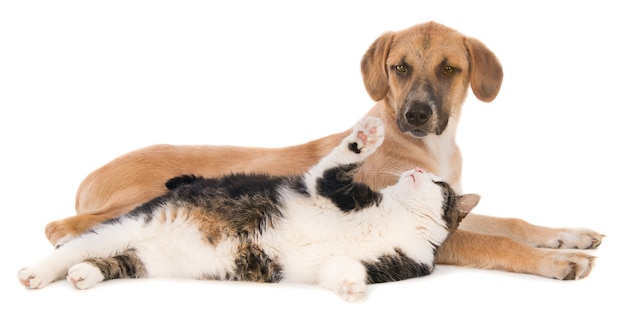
[45,21,602,280]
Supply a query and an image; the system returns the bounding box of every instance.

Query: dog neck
[422,115,460,190]
[364,103,462,191]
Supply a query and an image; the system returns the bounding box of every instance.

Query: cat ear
[457,194,480,218]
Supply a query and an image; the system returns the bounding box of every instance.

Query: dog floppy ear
[464,37,503,102]
[361,31,394,101]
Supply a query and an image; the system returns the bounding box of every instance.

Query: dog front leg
[435,229,595,280]
[459,214,603,249]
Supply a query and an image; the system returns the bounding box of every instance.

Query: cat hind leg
[67,262,105,289]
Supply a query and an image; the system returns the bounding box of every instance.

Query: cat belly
[134,218,238,280]
[261,204,440,284]
[260,219,396,283]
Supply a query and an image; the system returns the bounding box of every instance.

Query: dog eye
[443,65,456,76]
[395,65,407,73]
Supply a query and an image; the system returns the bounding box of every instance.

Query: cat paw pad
[338,279,367,303]
[67,262,104,289]
[349,117,384,155]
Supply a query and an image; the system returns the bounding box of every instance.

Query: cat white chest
[258,195,437,284]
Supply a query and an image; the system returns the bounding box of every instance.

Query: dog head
[361,21,503,137]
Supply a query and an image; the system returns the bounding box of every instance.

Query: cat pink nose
[415,168,423,173]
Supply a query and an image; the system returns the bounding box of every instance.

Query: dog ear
[464,37,503,103]
[361,32,394,101]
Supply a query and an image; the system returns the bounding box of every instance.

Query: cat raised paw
[347,116,385,156]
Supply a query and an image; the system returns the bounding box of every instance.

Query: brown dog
[45,21,602,280]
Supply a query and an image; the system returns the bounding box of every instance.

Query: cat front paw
[349,117,384,156]
[539,228,604,249]
[17,267,54,289]
[67,262,105,289]
[338,279,368,303]
[318,256,368,303]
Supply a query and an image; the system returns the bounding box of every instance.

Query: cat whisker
[360,166,405,178]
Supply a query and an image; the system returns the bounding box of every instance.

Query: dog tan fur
[45,21,602,280]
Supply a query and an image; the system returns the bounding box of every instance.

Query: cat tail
[165,174,204,190]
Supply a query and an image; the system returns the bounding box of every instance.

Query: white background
[1,1,624,316]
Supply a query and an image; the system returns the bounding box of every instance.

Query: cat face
[387,167,478,231]
[394,167,446,202]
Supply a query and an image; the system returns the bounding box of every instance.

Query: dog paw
[539,228,604,249]
[349,117,384,156]
[17,267,54,289]
[67,262,105,289]
[539,251,595,280]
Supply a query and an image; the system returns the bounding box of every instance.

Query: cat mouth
[409,168,426,183]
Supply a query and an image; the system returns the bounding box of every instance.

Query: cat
[18,116,479,302]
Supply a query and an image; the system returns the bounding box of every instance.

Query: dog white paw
[67,262,105,289]
[539,250,596,280]
[350,117,385,155]
[541,228,604,249]
[17,267,54,289]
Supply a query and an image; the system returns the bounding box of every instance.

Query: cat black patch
[364,248,433,284]
[434,181,459,230]
[348,142,361,154]
[165,174,202,190]
[316,163,382,212]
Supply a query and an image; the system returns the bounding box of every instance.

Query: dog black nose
[405,103,432,126]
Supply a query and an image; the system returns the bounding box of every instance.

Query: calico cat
[18,117,479,302]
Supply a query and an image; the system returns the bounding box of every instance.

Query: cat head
[388,167,479,233]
